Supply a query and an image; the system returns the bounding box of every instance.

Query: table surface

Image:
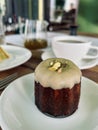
[0,34,98,130]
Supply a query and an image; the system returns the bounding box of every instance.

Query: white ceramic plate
[0,45,32,71]
[5,33,98,47]
[5,34,24,47]
[0,73,98,130]
[41,49,98,70]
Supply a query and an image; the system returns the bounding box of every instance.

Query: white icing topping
[35,58,82,89]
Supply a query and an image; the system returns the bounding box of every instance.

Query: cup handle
[83,46,98,59]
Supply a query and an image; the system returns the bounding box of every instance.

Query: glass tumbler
[24,20,48,50]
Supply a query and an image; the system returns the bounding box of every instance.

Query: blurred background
[78,0,98,34]
[0,0,98,34]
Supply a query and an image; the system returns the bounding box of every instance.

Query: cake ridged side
[35,81,81,117]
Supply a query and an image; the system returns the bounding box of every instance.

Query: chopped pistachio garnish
[57,68,62,73]
[49,61,62,72]
[50,61,54,66]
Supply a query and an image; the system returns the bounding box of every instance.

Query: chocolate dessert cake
[34,58,82,117]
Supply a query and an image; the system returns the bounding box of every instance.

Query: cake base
[35,82,81,118]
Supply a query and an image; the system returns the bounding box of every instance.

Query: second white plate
[0,45,32,71]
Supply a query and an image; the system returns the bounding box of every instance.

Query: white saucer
[41,49,98,70]
[0,73,98,130]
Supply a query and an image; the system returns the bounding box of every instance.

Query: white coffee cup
[51,36,98,64]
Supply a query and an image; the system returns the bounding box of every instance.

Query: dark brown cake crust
[35,82,81,118]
